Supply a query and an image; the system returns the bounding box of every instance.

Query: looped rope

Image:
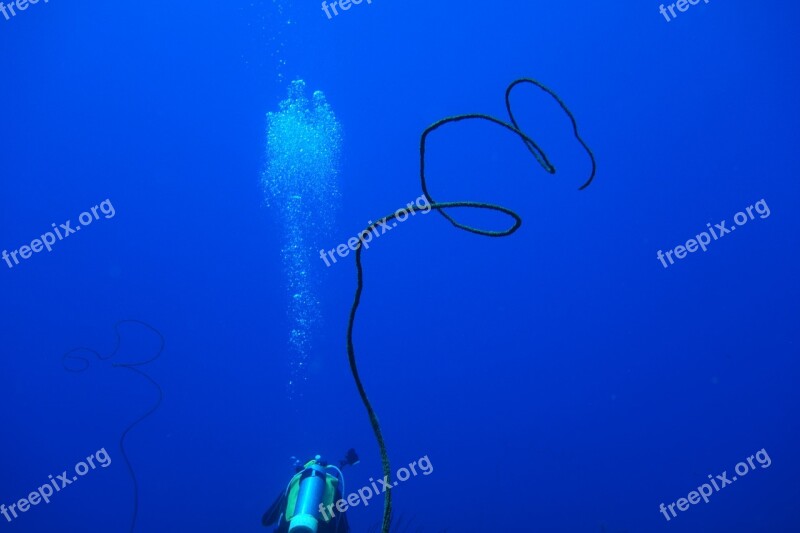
[345,78,596,532]
[63,319,164,533]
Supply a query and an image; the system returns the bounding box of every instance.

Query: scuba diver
[262,449,360,533]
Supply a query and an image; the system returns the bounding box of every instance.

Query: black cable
[63,319,164,533]
[346,78,596,533]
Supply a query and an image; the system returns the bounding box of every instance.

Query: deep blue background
[1,0,799,531]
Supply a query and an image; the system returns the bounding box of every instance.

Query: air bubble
[263,80,342,399]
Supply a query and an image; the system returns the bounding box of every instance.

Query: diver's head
[340,448,359,469]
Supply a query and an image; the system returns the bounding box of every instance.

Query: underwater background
[1,0,799,531]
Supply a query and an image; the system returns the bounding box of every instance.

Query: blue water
[1,1,799,531]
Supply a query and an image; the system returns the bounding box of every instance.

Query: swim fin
[261,491,286,527]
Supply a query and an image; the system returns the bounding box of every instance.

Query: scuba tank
[286,454,350,533]
[289,457,328,533]
[263,450,357,532]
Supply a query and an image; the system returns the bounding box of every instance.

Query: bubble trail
[263,79,342,398]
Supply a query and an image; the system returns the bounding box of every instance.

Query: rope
[63,319,164,533]
[345,78,596,532]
